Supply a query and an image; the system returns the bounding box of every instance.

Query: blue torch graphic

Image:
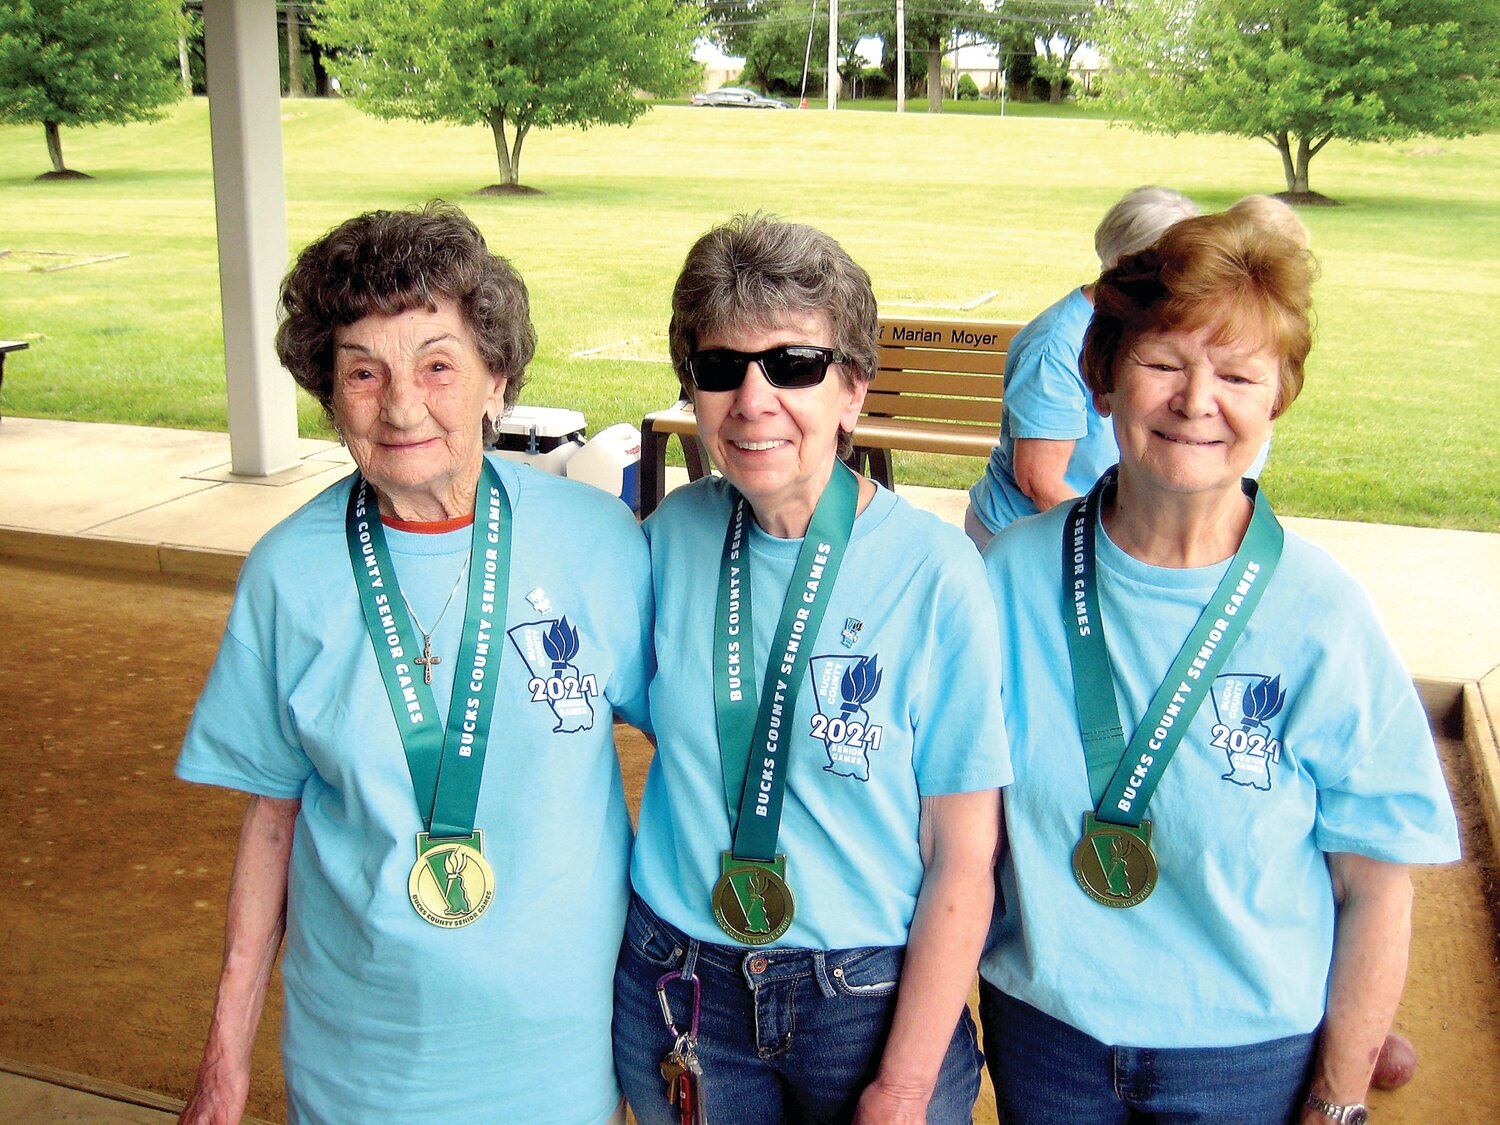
[1222,674,1285,790]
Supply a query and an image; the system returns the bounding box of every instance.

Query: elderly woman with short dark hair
[978,210,1458,1125]
[176,203,651,1125]
[614,213,1011,1124]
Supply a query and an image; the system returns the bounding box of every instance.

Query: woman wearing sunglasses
[613,213,1011,1124]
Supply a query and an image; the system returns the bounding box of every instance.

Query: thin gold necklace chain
[399,551,472,642]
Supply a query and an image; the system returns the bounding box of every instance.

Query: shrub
[956,74,980,101]
[860,66,891,99]
[1029,74,1073,101]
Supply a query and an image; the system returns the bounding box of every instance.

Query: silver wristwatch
[1305,1092,1370,1124]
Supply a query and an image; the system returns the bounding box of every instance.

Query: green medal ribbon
[713,463,858,862]
[344,459,513,842]
[707,464,858,942]
[1062,468,1283,906]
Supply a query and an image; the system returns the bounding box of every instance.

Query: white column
[204,0,300,476]
[826,0,839,110]
[896,0,906,113]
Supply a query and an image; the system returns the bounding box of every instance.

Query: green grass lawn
[1,98,1496,529]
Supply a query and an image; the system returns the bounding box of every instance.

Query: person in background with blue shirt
[979,210,1459,1125]
[175,204,651,1125]
[615,214,1011,1125]
[965,186,1200,550]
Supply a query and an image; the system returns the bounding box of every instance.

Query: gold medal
[1072,814,1158,909]
[409,831,495,927]
[712,852,794,945]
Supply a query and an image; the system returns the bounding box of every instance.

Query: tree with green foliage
[865,1,986,111]
[316,0,699,191]
[737,0,871,100]
[1102,0,1500,197]
[1032,2,1096,104]
[988,18,1036,101]
[702,0,760,57]
[0,0,183,179]
[740,0,825,96]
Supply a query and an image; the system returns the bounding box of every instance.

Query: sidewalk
[4,416,1497,696]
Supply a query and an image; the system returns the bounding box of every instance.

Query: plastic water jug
[567,423,642,512]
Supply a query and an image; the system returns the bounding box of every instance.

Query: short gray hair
[1094,186,1200,270]
[668,213,880,403]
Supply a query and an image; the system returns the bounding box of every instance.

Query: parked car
[690,87,790,109]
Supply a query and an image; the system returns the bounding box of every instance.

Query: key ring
[655,969,701,1041]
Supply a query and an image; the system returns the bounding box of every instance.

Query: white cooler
[489,406,587,476]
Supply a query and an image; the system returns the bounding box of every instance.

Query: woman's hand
[179,795,299,1125]
[852,1076,932,1124]
[178,1053,251,1125]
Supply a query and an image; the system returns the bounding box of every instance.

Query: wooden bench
[0,340,29,423]
[637,316,1024,517]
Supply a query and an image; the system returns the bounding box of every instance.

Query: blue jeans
[978,982,1317,1125]
[614,894,983,1125]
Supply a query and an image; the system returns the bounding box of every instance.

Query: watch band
[1305,1092,1370,1124]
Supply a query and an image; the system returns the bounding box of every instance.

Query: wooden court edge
[0,526,242,583]
[1464,672,1500,868]
[0,1054,275,1124]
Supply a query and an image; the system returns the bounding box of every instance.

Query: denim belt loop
[811,950,837,998]
[682,939,702,980]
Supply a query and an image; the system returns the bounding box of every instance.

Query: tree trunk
[1294,135,1312,194]
[45,121,65,173]
[1275,132,1296,193]
[178,35,192,93]
[1049,77,1063,104]
[309,37,331,97]
[489,110,519,185]
[511,123,528,184]
[926,42,942,114]
[285,4,304,98]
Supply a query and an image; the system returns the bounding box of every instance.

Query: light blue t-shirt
[970,287,1110,531]
[631,477,1012,950]
[177,457,652,1125]
[979,504,1460,1048]
[969,288,1271,533]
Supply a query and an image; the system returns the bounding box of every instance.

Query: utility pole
[826,0,839,110]
[799,0,818,108]
[896,0,906,113]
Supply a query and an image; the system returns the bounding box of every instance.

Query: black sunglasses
[686,345,847,392]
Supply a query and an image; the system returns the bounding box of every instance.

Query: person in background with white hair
[965,187,1201,550]
[1228,194,1312,247]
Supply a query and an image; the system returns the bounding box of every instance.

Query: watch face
[1346,1110,1370,1125]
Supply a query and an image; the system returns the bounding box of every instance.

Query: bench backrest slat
[866,315,1022,429]
[876,347,1006,376]
[867,371,1004,398]
[863,391,1003,425]
[877,318,1024,352]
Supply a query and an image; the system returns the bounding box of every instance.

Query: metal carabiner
[654,968,702,1041]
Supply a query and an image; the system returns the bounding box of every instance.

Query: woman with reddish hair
[979,210,1458,1125]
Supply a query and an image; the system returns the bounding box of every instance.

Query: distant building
[699,61,744,92]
